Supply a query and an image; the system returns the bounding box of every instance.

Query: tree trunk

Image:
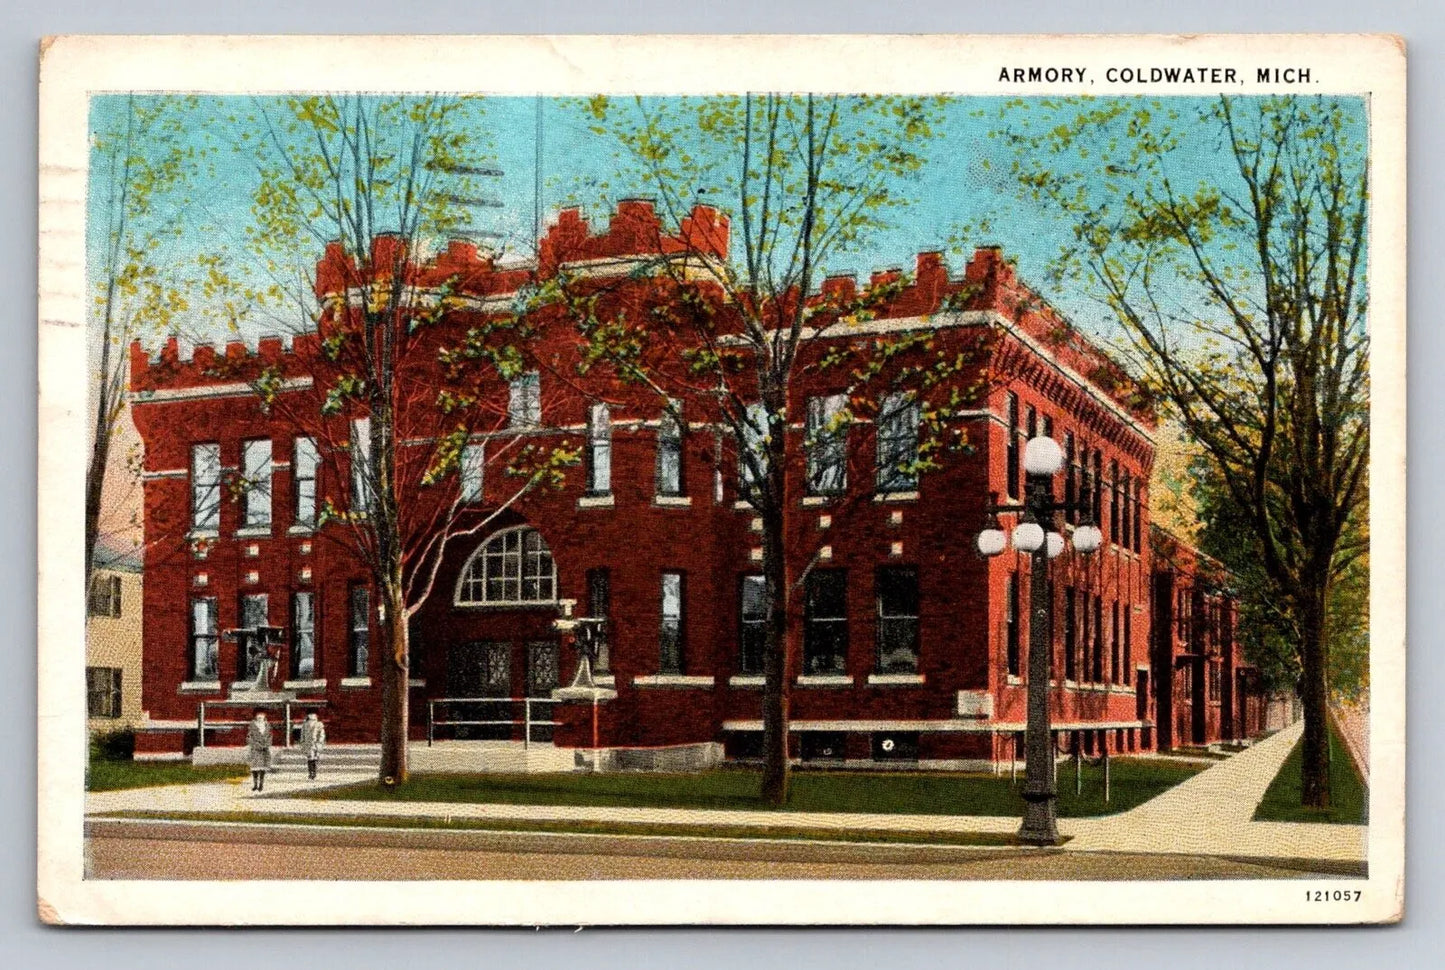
[377,581,410,784]
[1297,581,1332,809]
[84,423,109,597]
[759,500,790,806]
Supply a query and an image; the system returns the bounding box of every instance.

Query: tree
[546,94,981,805]
[997,95,1369,807]
[219,95,578,783]
[86,97,201,590]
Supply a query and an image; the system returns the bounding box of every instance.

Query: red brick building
[127,200,1262,765]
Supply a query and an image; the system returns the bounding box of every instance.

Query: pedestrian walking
[246,710,273,791]
[300,711,326,780]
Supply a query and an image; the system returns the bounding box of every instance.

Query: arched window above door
[454,526,558,606]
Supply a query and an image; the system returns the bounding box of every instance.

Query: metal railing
[426,696,562,748]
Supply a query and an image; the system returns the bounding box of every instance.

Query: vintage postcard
[37,33,1405,924]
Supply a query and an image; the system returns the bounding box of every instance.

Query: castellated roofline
[128,200,1153,427]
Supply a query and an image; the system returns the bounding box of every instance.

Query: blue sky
[87,94,1368,354]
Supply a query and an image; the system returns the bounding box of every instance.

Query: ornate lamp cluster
[973,434,1103,847]
[976,437,1103,560]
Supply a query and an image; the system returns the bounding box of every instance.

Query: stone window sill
[873,491,920,503]
[633,675,716,688]
[235,526,273,538]
[867,673,925,686]
[339,677,372,689]
[593,675,616,686]
[408,679,427,688]
[287,524,316,536]
[577,494,615,509]
[179,681,222,694]
[653,495,692,507]
[801,495,838,507]
[282,679,327,691]
[796,674,853,687]
[729,675,765,687]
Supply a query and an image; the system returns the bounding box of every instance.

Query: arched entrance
[443,525,563,742]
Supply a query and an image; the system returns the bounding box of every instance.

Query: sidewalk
[87,719,1364,864]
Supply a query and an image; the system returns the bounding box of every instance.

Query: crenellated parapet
[130,331,323,395]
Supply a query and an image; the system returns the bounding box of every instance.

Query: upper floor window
[88,574,122,618]
[241,438,273,529]
[875,567,919,674]
[460,442,485,503]
[1005,393,1020,499]
[508,371,541,427]
[1120,472,1132,550]
[805,394,848,496]
[659,572,685,674]
[293,436,319,527]
[1133,481,1144,552]
[191,443,221,533]
[803,570,848,675]
[656,407,684,497]
[876,392,920,492]
[738,402,769,501]
[1064,585,1077,681]
[1064,432,1077,525]
[739,574,767,675]
[350,417,373,514]
[587,404,612,495]
[1108,460,1120,542]
[455,526,557,606]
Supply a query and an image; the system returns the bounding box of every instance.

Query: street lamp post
[976,436,1102,846]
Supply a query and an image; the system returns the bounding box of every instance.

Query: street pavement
[86,719,1365,878]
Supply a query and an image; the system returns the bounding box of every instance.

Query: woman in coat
[246,710,273,791]
[299,712,326,780]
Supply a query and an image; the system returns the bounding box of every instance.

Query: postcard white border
[38,32,1406,925]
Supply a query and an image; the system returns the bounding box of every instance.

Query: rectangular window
[508,371,542,427]
[291,592,316,679]
[876,567,919,674]
[189,596,218,680]
[293,436,319,527]
[1093,595,1105,683]
[738,403,769,501]
[739,574,767,674]
[656,406,684,496]
[191,443,221,533]
[586,567,611,674]
[1111,600,1121,684]
[88,574,122,618]
[1026,404,1037,441]
[806,394,848,496]
[460,442,484,503]
[1064,586,1077,681]
[349,585,370,677]
[1133,482,1144,552]
[876,392,920,492]
[1005,393,1020,499]
[1092,450,1103,527]
[86,666,122,719]
[1124,605,1133,684]
[1005,571,1021,677]
[586,404,612,494]
[238,593,269,681]
[1119,473,1131,551]
[804,570,849,675]
[1209,661,1222,702]
[241,439,273,529]
[659,572,684,674]
[1108,460,1120,543]
[1081,589,1093,683]
[1064,433,1077,525]
[350,417,372,514]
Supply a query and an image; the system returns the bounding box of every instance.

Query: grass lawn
[312,758,1204,818]
[96,810,1031,847]
[1253,723,1368,825]
[87,755,249,792]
